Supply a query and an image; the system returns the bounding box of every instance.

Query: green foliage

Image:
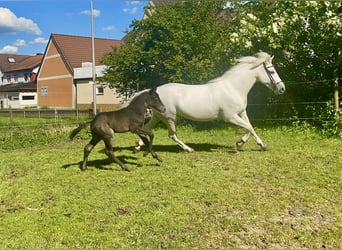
[101,0,234,93]
[315,102,342,138]
[101,0,341,122]
[0,126,341,248]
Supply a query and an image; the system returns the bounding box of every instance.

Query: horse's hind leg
[103,136,131,171]
[82,136,101,171]
[166,119,194,152]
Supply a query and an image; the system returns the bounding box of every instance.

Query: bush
[299,101,342,138]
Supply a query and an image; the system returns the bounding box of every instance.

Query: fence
[0,108,92,119]
[0,101,337,127]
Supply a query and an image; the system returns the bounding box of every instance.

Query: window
[22,95,35,100]
[41,86,48,96]
[7,57,16,63]
[10,96,19,101]
[96,86,104,95]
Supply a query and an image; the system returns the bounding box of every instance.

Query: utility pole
[91,0,97,116]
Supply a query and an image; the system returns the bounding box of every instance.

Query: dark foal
[70,87,166,171]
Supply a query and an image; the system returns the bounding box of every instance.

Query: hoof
[155,155,163,162]
[259,144,269,151]
[185,148,195,153]
[133,146,141,154]
[122,166,131,172]
[236,140,244,151]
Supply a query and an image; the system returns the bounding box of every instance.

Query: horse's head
[147,87,166,113]
[252,52,286,95]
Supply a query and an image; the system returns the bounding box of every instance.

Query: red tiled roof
[50,33,124,72]
[0,54,31,72]
[3,54,43,73]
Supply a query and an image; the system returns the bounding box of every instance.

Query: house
[37,33,124,110]
[0,53,43,108]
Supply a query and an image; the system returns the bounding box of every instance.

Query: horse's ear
[251,58,265,69]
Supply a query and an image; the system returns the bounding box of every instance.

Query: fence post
[9,105,13,126]
[54,108,58,123]
[333,70,339,116]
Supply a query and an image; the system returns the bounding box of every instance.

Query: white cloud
[80,9,101,17]
[0,7,42,35]
[123,7,138,14]
[14,39,26,46]
[102,25,115,31]
[126,1,141,5]
[0,45,18,54]
[30,37,48,44]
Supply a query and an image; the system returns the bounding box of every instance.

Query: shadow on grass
[62,143,236,170]
[61,155,139,171]
[116,142,236,154]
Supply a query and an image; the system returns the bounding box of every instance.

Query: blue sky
[0,0,147,55]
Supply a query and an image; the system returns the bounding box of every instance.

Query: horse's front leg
[228,112,268,151]
[135,128,162,162]
[236,131,251,151]
[134,115,160,153]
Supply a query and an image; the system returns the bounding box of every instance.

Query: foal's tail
[70,122,91,140]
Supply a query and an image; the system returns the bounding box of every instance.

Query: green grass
[0,124,341,249]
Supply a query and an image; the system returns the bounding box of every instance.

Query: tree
[221,1,341,118]
[101,0,341,113]
[101,0,233,95]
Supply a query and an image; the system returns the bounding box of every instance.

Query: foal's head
[146,87,166,113]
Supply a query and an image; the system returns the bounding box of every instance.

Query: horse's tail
[70,122,91,140]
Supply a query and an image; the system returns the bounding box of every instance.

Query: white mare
[136,52,286,152]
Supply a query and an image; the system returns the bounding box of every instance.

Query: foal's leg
[103,135,131,171]
[82,136,101,171]
[135,128,162,162]
[135,115,160,152]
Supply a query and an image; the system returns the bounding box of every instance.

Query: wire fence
[0,101,337,129]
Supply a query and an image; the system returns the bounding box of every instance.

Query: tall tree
[101,0,232,95]
[233,1,341,103]
[101,0,341,111]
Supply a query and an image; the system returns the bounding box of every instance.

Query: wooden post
[9,105,13,126]
[333,70,339,116]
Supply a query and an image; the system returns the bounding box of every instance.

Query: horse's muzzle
[275,81,286,95]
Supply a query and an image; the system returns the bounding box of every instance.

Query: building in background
[37,33,124,111]
[0,53,43,108]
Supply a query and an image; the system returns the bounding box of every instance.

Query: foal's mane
[208,52,271,84]
[120,89,149,109]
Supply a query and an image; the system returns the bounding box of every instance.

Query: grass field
[0,123,341,249]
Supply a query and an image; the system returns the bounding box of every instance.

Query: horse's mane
[208,52,271,84]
